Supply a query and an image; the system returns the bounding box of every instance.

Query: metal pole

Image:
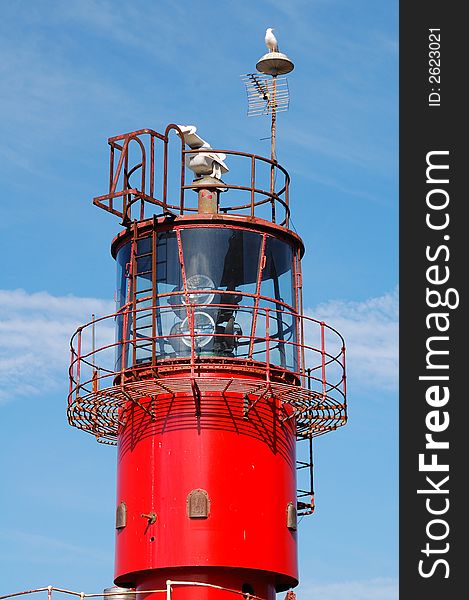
[321,322,326,399]
[270,76,277,196]
[91,314,95,368]
[271,76,277,162]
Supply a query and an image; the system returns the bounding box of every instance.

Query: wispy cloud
[288,164,392,207]
[305,287,398,391]
[0,530,109,565]
[0,289,114,403]
[1,287,398,405]
[299,577,398,600]
[0,1,183,166]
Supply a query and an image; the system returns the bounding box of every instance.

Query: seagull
[265,28,278,52]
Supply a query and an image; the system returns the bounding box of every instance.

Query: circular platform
[256,52,295,76]
[68,375,346,444]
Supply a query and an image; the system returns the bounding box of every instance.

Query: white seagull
[265,28,278,52]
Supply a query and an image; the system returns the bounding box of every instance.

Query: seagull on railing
[177,125,229,180]
[265,27,278,52]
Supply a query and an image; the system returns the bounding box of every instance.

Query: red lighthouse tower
[68,54,347,600]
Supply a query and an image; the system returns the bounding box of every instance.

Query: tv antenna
[241,28,294,168]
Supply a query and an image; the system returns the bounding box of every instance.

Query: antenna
[242,29,294,167]
[241,74,290,117]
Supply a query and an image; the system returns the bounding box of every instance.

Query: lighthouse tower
[67,50,347,600]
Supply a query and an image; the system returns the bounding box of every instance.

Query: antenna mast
[242,30,294,180]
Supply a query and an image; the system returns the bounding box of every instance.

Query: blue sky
[0,1,398,599]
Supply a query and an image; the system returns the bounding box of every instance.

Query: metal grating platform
[68,376,346,444]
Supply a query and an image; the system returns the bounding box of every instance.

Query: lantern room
[113,218,302,374]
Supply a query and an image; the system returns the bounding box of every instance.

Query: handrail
[0,582,272,600]
[69,302,345,386]
[92,126,291,227]
[67,300,347,449]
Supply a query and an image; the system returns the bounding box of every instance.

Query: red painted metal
[67,125,348,600]
[115,388,297,591]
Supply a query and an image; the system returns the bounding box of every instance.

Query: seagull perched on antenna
[265,28,278,52]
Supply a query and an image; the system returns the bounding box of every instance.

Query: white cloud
[298,577,398,600]
[0,289,114,403]
[305,287,398,391]
[0,287,398,404]
[0,530,109,565]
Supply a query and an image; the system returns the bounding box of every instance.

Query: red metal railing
[68,302,346,437]
[92,125,291,226]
